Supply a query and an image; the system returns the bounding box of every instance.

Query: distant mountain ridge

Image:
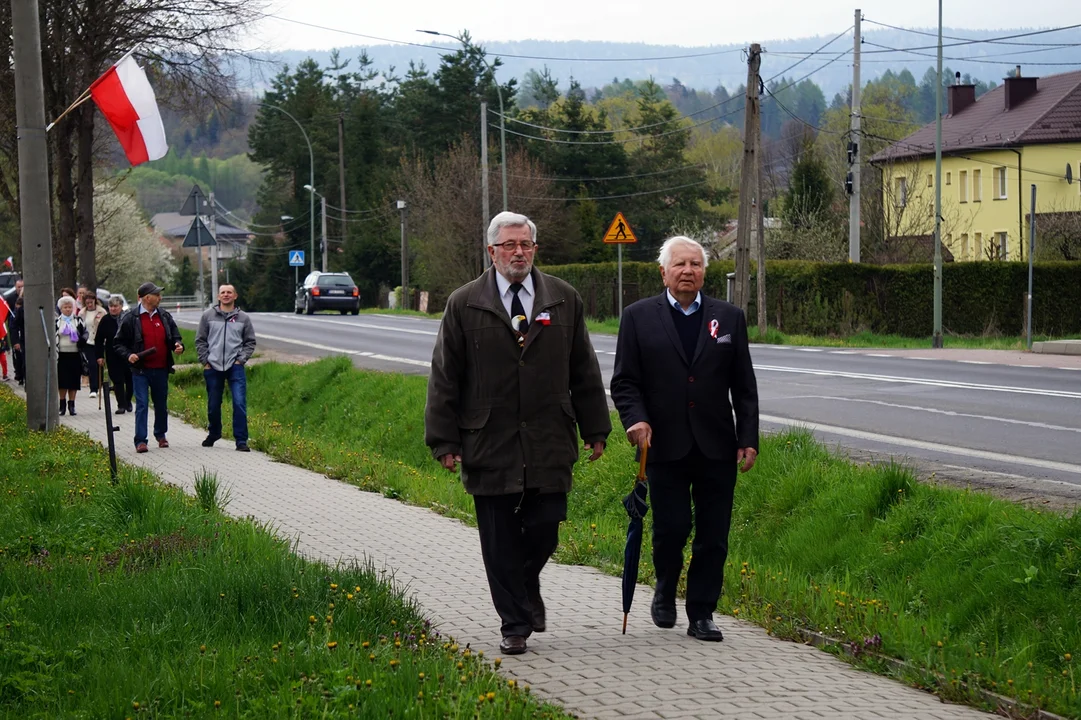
[236,27,1081,96]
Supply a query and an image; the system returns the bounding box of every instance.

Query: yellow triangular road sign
[603,212,637,244]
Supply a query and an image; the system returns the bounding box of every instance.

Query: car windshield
[318,276,353,287]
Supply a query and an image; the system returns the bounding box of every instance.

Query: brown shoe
[157,438,169,448]
[136,443,148,453]
[498,636,527,655]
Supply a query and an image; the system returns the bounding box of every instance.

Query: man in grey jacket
[195,284,257,451]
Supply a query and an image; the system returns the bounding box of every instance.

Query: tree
[172,255,198,295]
[519,67,560,110]
[93,185,175,299]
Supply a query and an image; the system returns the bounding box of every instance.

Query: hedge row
[540,260,1081,337]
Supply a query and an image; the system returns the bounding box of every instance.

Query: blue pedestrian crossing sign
[288,250,305,267]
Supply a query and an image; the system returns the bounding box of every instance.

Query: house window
[974,232,983,260]
[973,169,982,202]
[927,173,933,188]
[895,177,908,208]
[996,231,1009,259]
[946,172,952,186]
[993,167,1008,199]
[959,170,968,202]
[961,233,970,259]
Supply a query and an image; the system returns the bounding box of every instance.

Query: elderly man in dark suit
[425,211,611,656]
[611,235,759,642]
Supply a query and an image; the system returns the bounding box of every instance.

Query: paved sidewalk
[53,404,992,720]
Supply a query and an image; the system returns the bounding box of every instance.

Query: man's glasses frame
[491,240,537,252]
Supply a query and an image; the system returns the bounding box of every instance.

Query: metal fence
[162,295,202,311]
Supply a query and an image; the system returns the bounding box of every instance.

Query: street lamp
[303,184,328,272]
[259,102,315,274]
[397,200,409,311]
[417,29,508,213]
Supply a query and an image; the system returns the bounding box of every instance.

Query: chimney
[948,72,976,116]
[1005,66,1038,110]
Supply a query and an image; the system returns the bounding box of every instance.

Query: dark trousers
[132,368,169,446]
[13,346,24,382]
[473,490,566,638]
[82,347,100,392]
[106,358,133,409]
[648,446,737,621]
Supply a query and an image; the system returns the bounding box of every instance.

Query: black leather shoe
[529,594,546,633]
[651,594,677,629]
[687,619,724,642]
[499,635,527,655]
[202,434,220,447]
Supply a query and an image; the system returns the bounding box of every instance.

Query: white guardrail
[162,295,202,312]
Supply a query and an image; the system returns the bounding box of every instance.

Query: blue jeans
[132,368,169,446]
[205,364,248,444]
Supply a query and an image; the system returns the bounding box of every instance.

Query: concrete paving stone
[40,400,998,720]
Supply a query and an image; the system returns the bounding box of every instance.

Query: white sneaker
[88,391,97,398]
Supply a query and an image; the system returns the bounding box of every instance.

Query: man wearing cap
[114,282,185,453]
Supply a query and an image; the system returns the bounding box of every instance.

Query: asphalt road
[175,310,1081,492]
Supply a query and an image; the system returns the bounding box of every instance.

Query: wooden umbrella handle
[637,443,649,482]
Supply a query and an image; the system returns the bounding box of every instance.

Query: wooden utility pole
[755,115,766,338]
[338,112,347,245]
[480,100,491,269]
[12,0,59,431]
[848,9,862,262]
[734,44,761,314]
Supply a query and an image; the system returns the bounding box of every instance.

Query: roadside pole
[398,200,409,311]
[481,100,491,269]
[1027,184,1036,349]
[932,0,944,348]
[209,190,219,300]
[848,9,862,263]
[734,44,762,314]
[11,0,59,431]
[602,212,637,321]
[617,244,623,319]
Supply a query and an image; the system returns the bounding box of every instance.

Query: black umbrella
[621,444,649,634]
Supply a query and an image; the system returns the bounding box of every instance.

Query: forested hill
[248,26,1081,97]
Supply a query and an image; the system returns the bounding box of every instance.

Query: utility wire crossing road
[175,311,1081,490]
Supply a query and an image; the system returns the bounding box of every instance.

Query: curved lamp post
[417,29,508,213]
[259,102,315,274]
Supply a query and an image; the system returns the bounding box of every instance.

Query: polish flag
[90,54,168,166]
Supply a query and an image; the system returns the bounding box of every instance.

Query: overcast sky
[253,0,1073,51]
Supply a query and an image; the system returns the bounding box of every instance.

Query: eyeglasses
[491,240,537,252]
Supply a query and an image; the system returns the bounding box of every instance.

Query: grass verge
[0,386,569,718]
[168,357,1081,717]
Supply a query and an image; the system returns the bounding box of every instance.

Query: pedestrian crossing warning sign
[288,250,305,267]
[602,212,637,244]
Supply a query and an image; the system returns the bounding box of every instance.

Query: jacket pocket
[458,408,494,469]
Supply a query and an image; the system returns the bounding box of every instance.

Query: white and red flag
[90,54,168,166]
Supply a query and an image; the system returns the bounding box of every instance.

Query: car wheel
[305,295,315,315]
[339,309,347,315]
[294,301,302,315]
[351,307,359,316]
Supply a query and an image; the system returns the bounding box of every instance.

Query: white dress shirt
[495,272,535,325]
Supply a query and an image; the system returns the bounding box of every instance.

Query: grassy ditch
[0,387,569,719]
[169,356,1081,716]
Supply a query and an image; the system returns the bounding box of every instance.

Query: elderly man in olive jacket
[425,211,611,656]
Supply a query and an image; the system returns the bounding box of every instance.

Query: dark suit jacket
[425,267,611,496]
[611,292,759,463]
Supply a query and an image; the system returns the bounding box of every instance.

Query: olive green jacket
[424,267,611,496]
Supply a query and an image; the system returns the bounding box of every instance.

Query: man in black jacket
[95,296,133,413]
[611,235,759,642]
[114,283,184,452]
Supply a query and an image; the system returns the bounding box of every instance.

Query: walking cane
[98,364,103,409]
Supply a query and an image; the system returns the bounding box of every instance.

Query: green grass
[167,357,1081,716]
[586,316,1079,351]
[0,386,569,719]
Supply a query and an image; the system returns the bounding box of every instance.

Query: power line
[506,163,708,183]
[860,23,1081,54]
[213,200,309,229]
[494,94,742,135]
[861,18,1081,48]
[862,131,1068,180]
[764,88,845,135]
[512,179,711,202]
[768,50,854,95]
[263,13,746,63]
[862,40,1081,66]
[763,26,855,84]
[495,105,745,146]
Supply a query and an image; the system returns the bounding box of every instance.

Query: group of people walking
[425,211,760,655]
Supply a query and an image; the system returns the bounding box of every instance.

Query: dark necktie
[510,282,528,334]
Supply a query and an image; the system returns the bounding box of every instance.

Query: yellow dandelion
[327,641,338,650]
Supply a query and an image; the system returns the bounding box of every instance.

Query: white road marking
[828,350,860,355]
[760,414,1081,477]
[797,348,824,352]
[866,353,893,357]
[228,332,432,368]
[755,364,1081,400]
[272,313,438,336]
[794,396,1081,434]
[959,360,992,365]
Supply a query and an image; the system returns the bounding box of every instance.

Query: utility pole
[932,0,944,348]
[734,43,761,314]
[480,100,491,269]
[11,0,58,431]
[755,111,766,339]
[338,112,347,250]
[320,195,328,272]
[209,190,219,299]
[848,9,862,263]
[397,200,409,310]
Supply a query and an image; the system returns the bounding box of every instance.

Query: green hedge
[539,260,1081,337]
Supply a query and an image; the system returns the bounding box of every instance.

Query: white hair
[57,296,76,309]
[657,236,709,268]
[487,211,537,246]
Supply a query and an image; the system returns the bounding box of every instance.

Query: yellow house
[871,68,1081,261]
